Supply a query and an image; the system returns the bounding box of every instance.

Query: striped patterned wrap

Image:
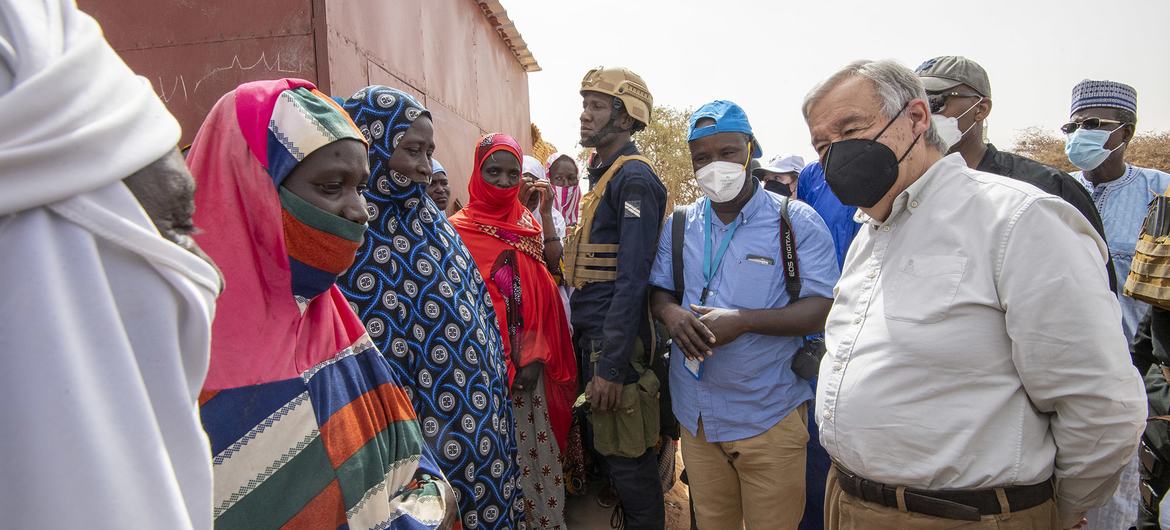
[200,336,457,530]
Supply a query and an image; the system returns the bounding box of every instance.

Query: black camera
[791,337,826,380]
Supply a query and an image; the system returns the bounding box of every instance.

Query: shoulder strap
[779,196,801,302]
[672,205,687,300]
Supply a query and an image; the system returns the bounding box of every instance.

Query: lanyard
[701,199,741,304]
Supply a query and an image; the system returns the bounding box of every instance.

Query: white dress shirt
[817,154,1146,526]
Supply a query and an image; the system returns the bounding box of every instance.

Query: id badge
[684,356,703,380]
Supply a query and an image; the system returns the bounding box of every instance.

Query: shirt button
[834,362,844,372]
[910,200,919,208]
[823,411,832,421]
[882,226,891,232]
[853,317,862,325]
[867,270,877,279]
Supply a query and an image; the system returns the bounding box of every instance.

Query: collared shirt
[570,142,667,383]
[650,184,839,442]
[1074,164,1170,342]
[797,161,860,268]
[819,154,1146,524]
[976,143,1116,293]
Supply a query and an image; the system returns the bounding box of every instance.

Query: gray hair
[803,59,947,153]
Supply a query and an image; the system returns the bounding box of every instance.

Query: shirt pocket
[727,258,776,309]
[883,254,968,324]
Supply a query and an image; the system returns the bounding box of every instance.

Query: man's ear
[907,98,932,137]
[618,111,636,132]
[1121,122,1136,143]
[975,98,993,122]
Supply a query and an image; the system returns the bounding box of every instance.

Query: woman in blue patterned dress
[338,86,524,530]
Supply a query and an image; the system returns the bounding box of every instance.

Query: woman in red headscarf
[449,133,576,529]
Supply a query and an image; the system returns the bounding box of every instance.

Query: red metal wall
[78,0,534,210]
[77,0,322,146]
[321,0,534,210]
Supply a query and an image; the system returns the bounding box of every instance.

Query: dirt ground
[563,445,692,529]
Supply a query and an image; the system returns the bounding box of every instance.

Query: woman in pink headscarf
[545,153,581,227]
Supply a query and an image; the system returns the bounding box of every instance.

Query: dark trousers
[577,334,665,530]
[800,377,830,530]
[607,447,666,530]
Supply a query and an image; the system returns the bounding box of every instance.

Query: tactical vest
[563,155,653,289]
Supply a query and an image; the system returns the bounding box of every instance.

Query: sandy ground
[563,445,692,530]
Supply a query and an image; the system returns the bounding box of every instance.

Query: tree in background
[530,123,557,164]
[576,105,699,213]
[1012,127,1170,174]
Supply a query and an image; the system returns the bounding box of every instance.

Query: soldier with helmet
[564,66,668,529]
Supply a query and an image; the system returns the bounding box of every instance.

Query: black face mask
[764,179,792,197]
[823,102,920,208]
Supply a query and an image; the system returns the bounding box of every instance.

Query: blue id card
[684,356,703,380]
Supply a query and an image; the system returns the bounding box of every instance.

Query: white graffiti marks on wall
[154,52,309,109]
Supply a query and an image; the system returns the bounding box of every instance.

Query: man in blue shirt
[797,161,860,268]
[649,100,839,530]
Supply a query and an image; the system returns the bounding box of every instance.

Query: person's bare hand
[660,304,715,360]
[587,375,622,413]
[513,362,542,393]
[691,305,746,347]
[529,180,553,216]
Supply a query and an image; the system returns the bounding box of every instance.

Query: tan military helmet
[580,66,653,126]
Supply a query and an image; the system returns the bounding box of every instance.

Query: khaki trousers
[824,467,1059,530]
[681,404,808,530]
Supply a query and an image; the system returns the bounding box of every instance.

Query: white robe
[0,1,221,527]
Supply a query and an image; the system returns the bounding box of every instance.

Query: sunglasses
[927,91,982,114]
[1061,118,1129,134]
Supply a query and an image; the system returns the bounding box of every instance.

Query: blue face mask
[1065,127,1126,171]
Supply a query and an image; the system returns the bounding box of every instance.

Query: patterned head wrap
[235,83,364,186]
[545,152,582,226]
[337,88,523,526]
[431,157,446,175]
[1070,79,1138,116]
[341,87,432,205]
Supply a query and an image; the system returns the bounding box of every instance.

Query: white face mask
[696,160,748,203]
[931,97,983,151]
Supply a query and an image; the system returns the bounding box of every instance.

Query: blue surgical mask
[1065,127,1126,171]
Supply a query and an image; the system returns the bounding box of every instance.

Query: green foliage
[576,105,699,213]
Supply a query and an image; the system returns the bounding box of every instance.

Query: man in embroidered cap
[1068,79,1170,529]
[1067,81,1170,341]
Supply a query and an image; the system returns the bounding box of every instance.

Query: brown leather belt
[834,464,1054,521]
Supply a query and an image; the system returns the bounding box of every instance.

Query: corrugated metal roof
[476,1,540,72]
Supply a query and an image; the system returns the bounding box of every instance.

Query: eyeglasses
[1061,118,1129,134]
[927,91,982,114]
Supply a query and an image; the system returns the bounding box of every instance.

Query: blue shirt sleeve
[648,214,675,293]
[599,171,666,382]
[789,200,840,300]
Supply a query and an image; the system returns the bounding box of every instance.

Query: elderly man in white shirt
[803,59,1146,530]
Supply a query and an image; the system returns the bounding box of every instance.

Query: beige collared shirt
[817,153,1146,524]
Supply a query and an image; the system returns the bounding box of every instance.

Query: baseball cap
[915,56,991,97]
[752,154,805,177]
[687,100,764,158]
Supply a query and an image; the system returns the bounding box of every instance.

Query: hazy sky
[505,0,1170,163]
